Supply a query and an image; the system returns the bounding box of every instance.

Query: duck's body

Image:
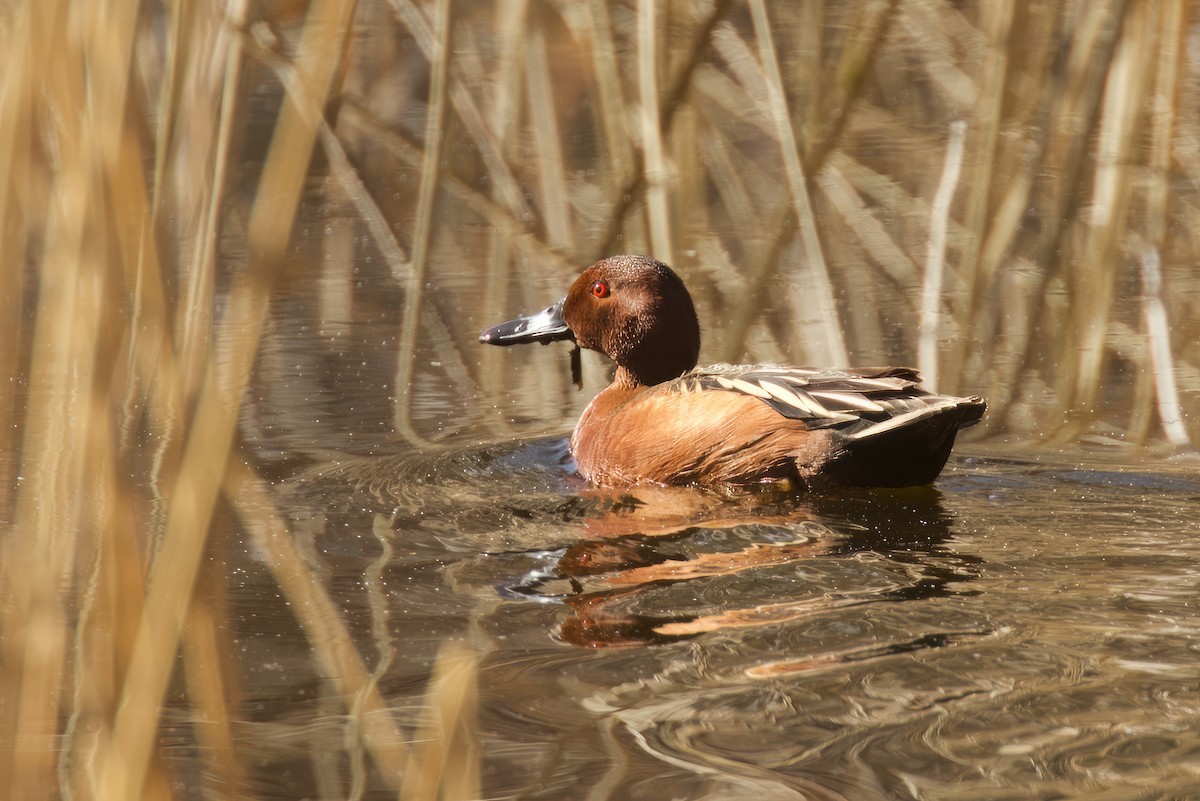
[481,255,985,489]
[572,364,983,488]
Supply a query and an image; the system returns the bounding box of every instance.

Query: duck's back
[571,364,985,488]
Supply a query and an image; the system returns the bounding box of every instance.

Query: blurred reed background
[1,0,1197,798]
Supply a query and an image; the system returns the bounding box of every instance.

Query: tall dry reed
[2,1,1198,799]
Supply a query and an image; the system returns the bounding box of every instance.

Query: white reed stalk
[1138,246,1191,449]
[918,120,967,391]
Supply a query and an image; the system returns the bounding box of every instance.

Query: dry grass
[2,0,1198,798]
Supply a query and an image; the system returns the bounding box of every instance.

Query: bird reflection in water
[498,484,980,649]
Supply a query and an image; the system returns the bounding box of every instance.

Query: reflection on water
[200,265,1200,800]
[205,398,1200,800]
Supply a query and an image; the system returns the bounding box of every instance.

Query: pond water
[11,5,1200,798]
[180,267,1200,800]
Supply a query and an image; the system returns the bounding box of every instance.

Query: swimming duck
[480,255,985,488]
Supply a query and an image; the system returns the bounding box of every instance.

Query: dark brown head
[480,255,701,387]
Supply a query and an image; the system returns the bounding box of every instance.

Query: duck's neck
[613,366,644,389]
[613,358,693,389]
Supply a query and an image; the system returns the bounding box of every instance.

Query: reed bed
[1,0,1198,798]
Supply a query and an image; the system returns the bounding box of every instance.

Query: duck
[480,254,985,488]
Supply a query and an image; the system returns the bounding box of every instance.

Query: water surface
[200,284,1200,799]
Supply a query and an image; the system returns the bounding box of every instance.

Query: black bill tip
[479,299,573,346]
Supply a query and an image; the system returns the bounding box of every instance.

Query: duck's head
[480,255,701,387]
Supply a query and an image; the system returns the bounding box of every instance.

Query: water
[194,276,1200,799]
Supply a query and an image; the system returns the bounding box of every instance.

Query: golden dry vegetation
[1,0,1197,798]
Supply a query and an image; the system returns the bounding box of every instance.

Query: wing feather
[675,363,983,438]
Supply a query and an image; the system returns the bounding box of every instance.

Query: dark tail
[823,397,986,487]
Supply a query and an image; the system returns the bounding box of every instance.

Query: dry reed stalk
[527,27,575,254]
[479,241,518,435]
[224,461,409,790]
[897,2,979,112]
[1002,259,1046,423]
[94,2,360,797]
[1137,247,1191,449]
[714,1,894,364]
[106,79,179,477]
[830,151,970,249]
[593,0,733,262]
[1120,0,1186,444]
[399,640,480,801]
[712,21,771,112]
[810,186,889,360]
[390,0,536,227]
[91,13,252,793]
[337,101,574,275]
[693,59,769,136]
[475,1,527,433]
[147,0,183,210]
[80,0,141,170]
[793,1,824,145]
[816,165,920,291]
[3,4,121,799]
[491,0,530,140]
[944,0,1014,394]
[696,114,761,249]
[346,514,399,800]
[33,5,247,793]
[1064,0,1151,431]
[181,565,246,799]
[59,280,133,801]
[961,5,1061,404]
[672,102,707,244]
[61,465,145,799]
[317,118,413,274]
[637,0,675,264]
[740,7,840,356]
[392,0,451,445]
[332,106,548,436]
[966,134,1038,413]
[1144,0,1185,249]
[178,0,250,403]
[991,0,1126,435]
[583,0,635,191]
[476,1,525,433]
[73,90,180,801]
[0,1,37,522]
[804,0,897,176]
[918,120,967,391]
[95,257,266,801]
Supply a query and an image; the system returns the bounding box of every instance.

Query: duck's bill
[479,299,574,346]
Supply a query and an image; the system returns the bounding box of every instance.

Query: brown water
[180,268,1200,800]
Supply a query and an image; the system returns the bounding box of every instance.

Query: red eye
[591,280,610,298]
